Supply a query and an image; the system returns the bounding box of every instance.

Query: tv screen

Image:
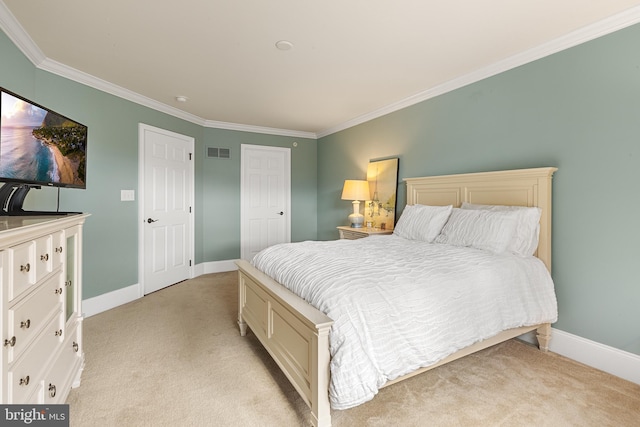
[0,88,87,189]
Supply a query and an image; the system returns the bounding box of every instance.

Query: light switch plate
[121,190,135,201]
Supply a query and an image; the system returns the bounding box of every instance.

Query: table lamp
[341,180,370,228]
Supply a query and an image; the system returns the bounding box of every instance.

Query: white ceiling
[2,1,640,138]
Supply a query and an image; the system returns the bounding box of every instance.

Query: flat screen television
[0,88,87,215]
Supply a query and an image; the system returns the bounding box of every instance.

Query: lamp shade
[341,180,370,228]
[341,180,370,201]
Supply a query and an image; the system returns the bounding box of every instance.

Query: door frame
[240,144,291,261]
[138,123,195,297]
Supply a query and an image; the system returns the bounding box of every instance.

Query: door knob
[277,212,284,216]
[147,218,158,223]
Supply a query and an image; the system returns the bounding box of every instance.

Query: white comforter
[251,235,558,410]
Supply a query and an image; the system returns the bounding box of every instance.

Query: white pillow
[393,204,453,242]
[460,202,542,256]
[434,208,519,253]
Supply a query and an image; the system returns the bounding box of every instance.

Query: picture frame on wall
[364,158,398,230]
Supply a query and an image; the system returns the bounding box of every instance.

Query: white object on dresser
[0,214,89,404]
[336,225,393,240]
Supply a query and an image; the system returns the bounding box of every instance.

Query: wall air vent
[207,147,230,159]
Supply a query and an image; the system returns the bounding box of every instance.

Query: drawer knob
[20,319,31,329]
[72,341,79,352]
[55,329,63,337]
[4,336,16,347]
[55,246,63,253]
[65,280,72,287]
[20,263,30,273]
[19,376,30,386]
[48,383,57,398]
[55,288,63,295]
[41,253,49,262]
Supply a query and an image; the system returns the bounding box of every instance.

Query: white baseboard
[83,283,141,318]
[193,259,238,277]
[519,327,640,385]
[83,260,239,317]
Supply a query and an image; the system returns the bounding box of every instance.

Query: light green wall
[318,24,640,355]
[0,29,317,300]
[3,19,638,357]
[198,128,317,263]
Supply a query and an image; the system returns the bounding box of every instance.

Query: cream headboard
[404,167,558,271]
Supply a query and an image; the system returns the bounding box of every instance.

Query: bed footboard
[236,260,334,427]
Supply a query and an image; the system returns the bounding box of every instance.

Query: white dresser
[0,214,88,404]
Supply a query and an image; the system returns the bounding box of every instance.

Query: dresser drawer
[34,233,54,283]
[43,324,82,404]
[7,234,57,301]
[51,231,65,271]
[7,311,64,403]
[7,240,36,301]
[0,214,88,405]
[7,272,64,363]
[26,382,43,404]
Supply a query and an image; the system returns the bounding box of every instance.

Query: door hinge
[189,152,192,160]
[189,260,192,267]
[189,206,192,213]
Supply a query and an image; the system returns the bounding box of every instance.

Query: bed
[236,167,558,427]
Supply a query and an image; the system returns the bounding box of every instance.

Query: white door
[139,124,194,295]
[241,144,291,261]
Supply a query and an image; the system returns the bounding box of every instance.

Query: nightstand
[337,225,393,240]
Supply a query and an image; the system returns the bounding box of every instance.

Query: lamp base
[348,213,364,228]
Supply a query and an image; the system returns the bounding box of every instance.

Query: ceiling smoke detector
[275,40,293,51]
[175,96,188,103]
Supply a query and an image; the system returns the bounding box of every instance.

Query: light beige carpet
[67,272,640,426]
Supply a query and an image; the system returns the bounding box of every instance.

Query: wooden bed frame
[236,167,557,427]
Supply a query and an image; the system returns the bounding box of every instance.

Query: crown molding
[39,57,316,138]
[3,1,640,140]
[0,0,45,65]
[202,119,316,139]
[0,1,316,139]
[316,5,640,139]
[40,57,209,125]
[41,57,318,138]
